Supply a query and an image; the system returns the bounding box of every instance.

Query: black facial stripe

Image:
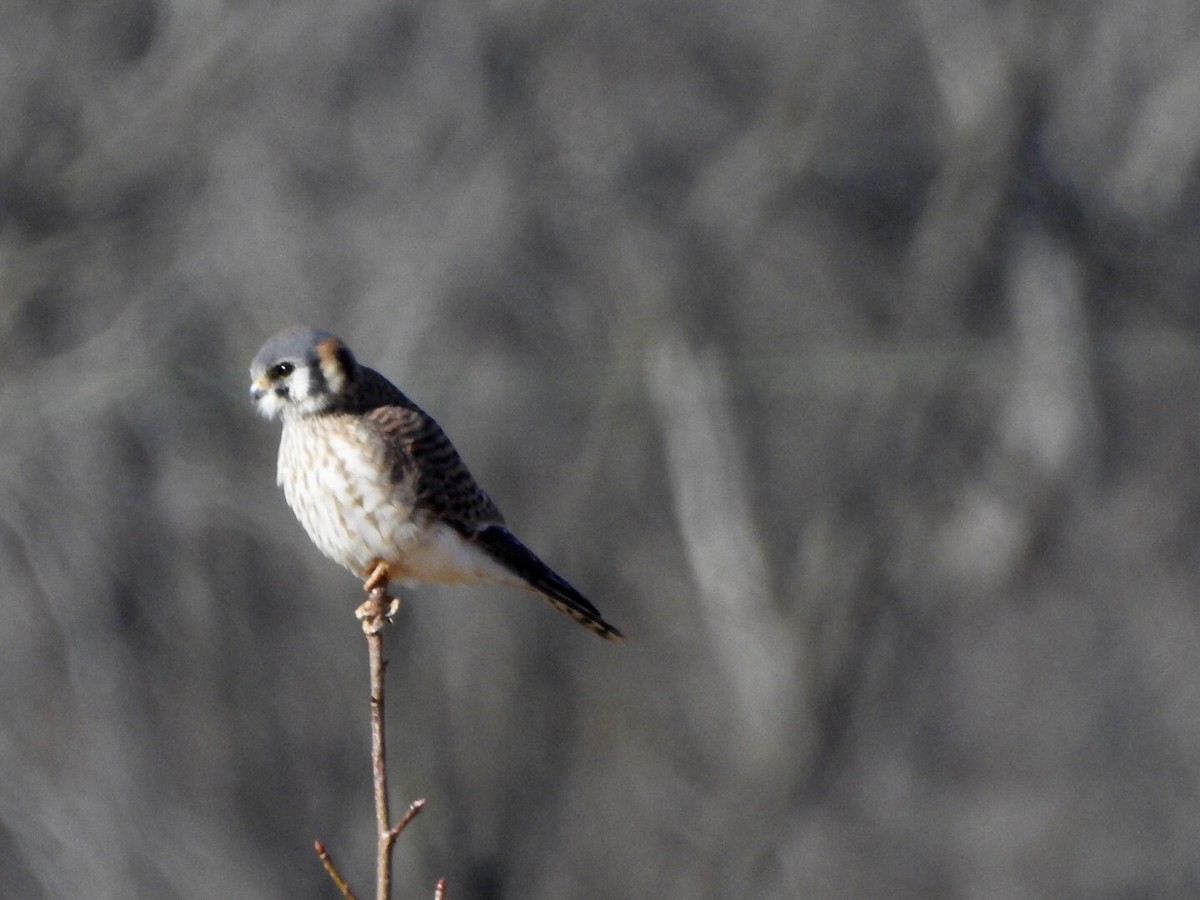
[333,343,356,379]
[307,359,328,396]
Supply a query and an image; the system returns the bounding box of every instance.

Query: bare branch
[362,586,396,900]
[314,841,357,900]
[315,586,426,899]
[387,798,427,841]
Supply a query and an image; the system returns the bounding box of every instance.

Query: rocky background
[3,0,1200,897]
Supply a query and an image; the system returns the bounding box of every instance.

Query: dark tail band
[473,526,624,641]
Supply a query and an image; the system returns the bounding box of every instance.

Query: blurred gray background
[3,0,1200,897]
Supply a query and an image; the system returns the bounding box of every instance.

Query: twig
[363,587,395,899]
[388,798,427,841]
[368,617,390,896]
[316,586,425,899]
[314,841,357,900]
[361,586,425,899]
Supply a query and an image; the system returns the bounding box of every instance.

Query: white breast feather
[276,415,511,588]
[278,416,420,576]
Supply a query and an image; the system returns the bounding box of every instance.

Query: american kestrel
[249,326,622,640]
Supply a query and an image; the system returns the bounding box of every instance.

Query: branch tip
[314,838,357,899]
[387,797,427,840]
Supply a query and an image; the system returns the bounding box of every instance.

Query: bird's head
[249,326,359,420]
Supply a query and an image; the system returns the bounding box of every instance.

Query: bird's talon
[357,586,400,633]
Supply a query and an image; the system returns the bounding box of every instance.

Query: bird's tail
[473,525,624,641]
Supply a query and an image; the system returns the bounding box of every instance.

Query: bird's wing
[360,402,506,531]
[353,372,622,640]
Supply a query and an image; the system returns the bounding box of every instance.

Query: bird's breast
[277,415,421,576]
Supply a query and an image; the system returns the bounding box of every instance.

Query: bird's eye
[269,361,295,380]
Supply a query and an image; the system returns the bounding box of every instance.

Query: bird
[249,325,622,640]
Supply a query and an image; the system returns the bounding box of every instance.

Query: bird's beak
[249,374,270,403]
